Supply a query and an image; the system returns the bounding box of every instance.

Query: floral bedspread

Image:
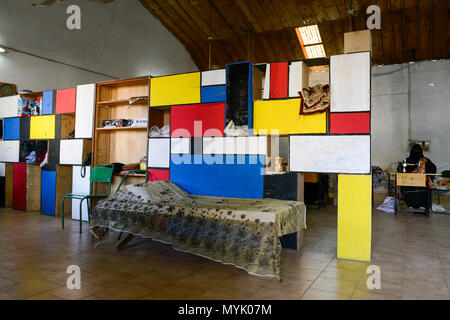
[90,181,306,279]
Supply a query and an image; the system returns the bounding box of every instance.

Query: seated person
[397,144,436,210]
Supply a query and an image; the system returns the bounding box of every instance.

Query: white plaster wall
[307,60,449,173]
[0,0,197,91]
[371,60,450,173]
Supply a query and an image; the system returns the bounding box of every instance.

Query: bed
[89,180,306,279]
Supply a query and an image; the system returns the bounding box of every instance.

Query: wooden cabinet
[75,84,95,138]
[0,141,20,162]
[330,52,370,112]
[42,90,56,115]
[59,139,92,165]
[93,77,150,194]
[147,138,170,168]
[0,95,19,118]
[3,117,20,140]
[56,88,77,114]
[71,165,90,221]
[40,165,72,217]
[13,164,41,211]
[41,170,56,216]
[30,115,56,139]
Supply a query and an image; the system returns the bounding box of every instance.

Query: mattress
[90,181,306,279]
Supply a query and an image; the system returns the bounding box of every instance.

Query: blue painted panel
[201,85,226,103]
[42,90,55,115]
[170,154,264,198]
[41,170,56,216]
[3,118,20,140]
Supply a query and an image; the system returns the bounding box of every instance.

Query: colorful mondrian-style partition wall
[0,84,95,221]
[0,51,371,262]
[148,52,372,262]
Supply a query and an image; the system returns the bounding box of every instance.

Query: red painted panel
[330,112,370,134]
[55,88,77,114]
[13,164,27,211]
[270,62,288,99]
[148,169,170,181]
[171,102,225,137]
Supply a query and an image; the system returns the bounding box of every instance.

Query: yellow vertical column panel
[150,72,201,107]
[30,115,56,139]
[253,99,327,135]
[337,174,372,261]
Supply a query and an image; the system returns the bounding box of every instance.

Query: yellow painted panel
[253,99,326,134]
[150,72,201,107]
[30,115,56,140]
[337,174,372,261]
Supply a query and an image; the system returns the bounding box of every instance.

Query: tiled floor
[0,193,449,300]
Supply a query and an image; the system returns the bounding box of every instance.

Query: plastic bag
[376,196,395,213]
[432,203,446,213]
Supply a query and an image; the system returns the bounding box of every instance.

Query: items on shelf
[17,96,42,117]
[139,156,147,170]
[102,118,148,128]
[274,157,284,173]
[224,120,247,137]
[148,125,170,137]
[299,84,330,116]
[128,96,148,105]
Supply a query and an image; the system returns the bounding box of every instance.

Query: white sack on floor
[432,203,446,213]
[376,196,395,213]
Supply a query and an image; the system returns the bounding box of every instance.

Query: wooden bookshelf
[92,76,150,194]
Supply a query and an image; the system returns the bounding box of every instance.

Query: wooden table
[387,172,441,217]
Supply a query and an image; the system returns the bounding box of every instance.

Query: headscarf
[407,144,424,164]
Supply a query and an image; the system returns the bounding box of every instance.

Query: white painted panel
[236,137,247,154]
[203,137,215,154]
[171,137,190,154]
[249,136,267,155]
[224,137,235,154]
[330,52,370,112]
[148,138,170,168]
[289,135,370,174]
[201,69,226,86]
[203,136,268,155]
[75,83,95,138]
[71,166,91,221]
[289,61,308,97]
[0,95,19,118]
[60,139,84,165]
[0,163,5,176]
[263,64,271,99]
[0,141,20,162]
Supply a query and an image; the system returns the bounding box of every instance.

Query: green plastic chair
[61,164,114,233]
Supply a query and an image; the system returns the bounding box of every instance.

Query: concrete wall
[372,59,450,172]
[0,0,197,91]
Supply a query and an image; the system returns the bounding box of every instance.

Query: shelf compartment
[98,97,148,106]
[96,126,147,131]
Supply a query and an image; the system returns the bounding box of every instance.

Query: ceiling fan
[32,0,114,6]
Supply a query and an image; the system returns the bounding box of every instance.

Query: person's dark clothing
[397,144,436,210]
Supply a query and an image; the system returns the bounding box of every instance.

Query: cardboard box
[344,30,372,54]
